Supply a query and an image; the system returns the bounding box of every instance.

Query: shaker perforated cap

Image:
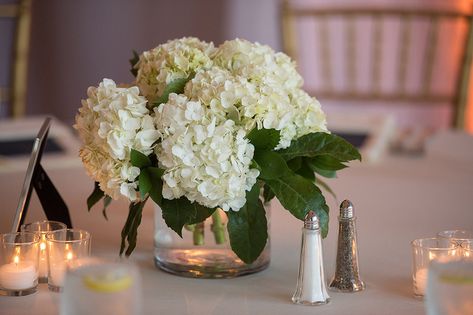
[304,211,320,230]
[340,200,354,219]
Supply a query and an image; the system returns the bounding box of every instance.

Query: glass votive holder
[21,220,67,283]
[438,230,473,245]
[60,261,142,315]
[411,237,459,298]
[46,229,91,292]
[0,232,40,296]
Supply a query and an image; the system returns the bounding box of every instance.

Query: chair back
[0,0,32,118]
[282,1,473,129]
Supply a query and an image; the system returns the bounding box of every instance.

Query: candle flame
[40,242,46,251]
[13,255,19,265]
[66,251,73,261]
[429,252,435,260]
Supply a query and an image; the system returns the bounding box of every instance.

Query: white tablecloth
[0,134,472,315]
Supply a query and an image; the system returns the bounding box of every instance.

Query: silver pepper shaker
[292,211,330,305]
[329,200,365,292]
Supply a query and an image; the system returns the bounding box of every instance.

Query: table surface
[0,131,472,315]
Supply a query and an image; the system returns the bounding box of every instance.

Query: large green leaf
[287,157,302,172]
[307,161,336,178]
[295,158,315,181]
[102,196,112,221]
[120,200,146,256]
[129,50,140,77]
[246,128,280,150]
[87,182,104,211]
[227,184,268,264]
[266,172,329,237]
[139,169,152,200]
[314,176,337,200]
[152,76,191,107]
[148,167,164,205]
[161,197,215,237]
[263,184,275,203]
[253,151,290,180]
[130,149,151,169]
[278,132,361,162]
[309,155,348,171]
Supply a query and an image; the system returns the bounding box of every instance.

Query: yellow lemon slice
[439,275,473,285]
[83,273,132,293]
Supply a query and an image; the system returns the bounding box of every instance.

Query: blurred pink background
[11,0,473,132]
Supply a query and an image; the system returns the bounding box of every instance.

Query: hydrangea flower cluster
[74,79,159,201]
[76,37,328,211]
[135,37,215,101]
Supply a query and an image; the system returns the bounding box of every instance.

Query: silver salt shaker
[329,200,365,292]
[292,211,330,305]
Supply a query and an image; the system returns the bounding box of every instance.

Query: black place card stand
[11,117,72,232]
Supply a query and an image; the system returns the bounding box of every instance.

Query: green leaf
[125,203,144,256]
[120,200,146,256]
[307,162,337,178]
[139,169,152,199]
[102,196,112,221]
[295,158,315,181]
[278,132,362,162]
[87,182,104,211]
[227,183,268,264]
[161,197,215,237]
[152,76,191,107]
[314,176,337,200]
[246,128,280,150]
[287,157,302,172]
[148,167,164,205]
[129,50,140,77]
[266,172,329,237]
[130,149,151,169]
[253,151,290,180]
[263,184,275,203]
[310,155,348,171]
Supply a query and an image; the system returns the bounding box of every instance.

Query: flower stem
[211,209,226,244]
[193,222,205,245]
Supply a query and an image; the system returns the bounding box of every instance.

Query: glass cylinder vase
[154,204,270,278]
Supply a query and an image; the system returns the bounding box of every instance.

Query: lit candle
[414,268,428,295]
[49,250,74,287]
[38,238,47,279]
[0,256,37,290]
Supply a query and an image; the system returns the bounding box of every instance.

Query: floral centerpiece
[74,37,360,266]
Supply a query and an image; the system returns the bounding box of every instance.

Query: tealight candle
[21,220,67,283]
[411,237,459,298]
[0,232,40,296]
[46,229,91,292]
[0,256,36,290]
[413,268,428,296]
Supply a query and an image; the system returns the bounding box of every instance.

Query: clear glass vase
[154,204,270,278]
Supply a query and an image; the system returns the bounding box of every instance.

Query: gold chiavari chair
[282,1,473,129]
[0,0,32,118]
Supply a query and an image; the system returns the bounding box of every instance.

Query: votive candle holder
[46,229,91,292]
[21,220,67,283]
[0,232,40,296]
[411,237,459,298]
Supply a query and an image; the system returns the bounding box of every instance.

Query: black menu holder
[11,117,73,232]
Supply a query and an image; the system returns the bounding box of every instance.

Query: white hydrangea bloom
[74,79,159,201]
[213,38,303,91]
[135,37,215,102]
[154,93,259,211]
[185,66,327,149]
[75,38,329,211]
